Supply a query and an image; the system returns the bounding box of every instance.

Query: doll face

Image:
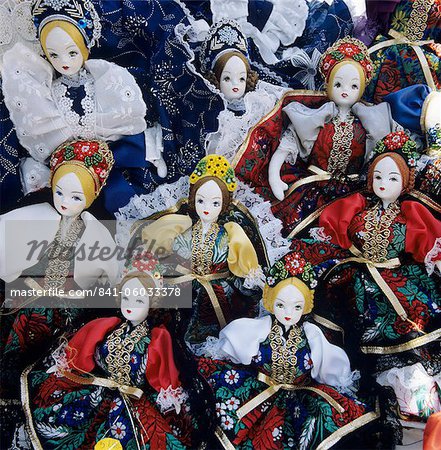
[195,179,223,224]
[328,63,361,108]
[219,55,247,101]
[273,284,305,330]
[53,172,87,217]
[425,92,441,131]
[372,157,404,205]
[120,278,150,325]
[44,27,84,76]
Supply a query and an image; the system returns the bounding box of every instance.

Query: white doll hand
[269,146,291,200]
[152,157,168,178]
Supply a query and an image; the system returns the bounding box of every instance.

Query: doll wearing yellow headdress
[0,140,118,366]
[140,155,264,346]
[196,252,378,450]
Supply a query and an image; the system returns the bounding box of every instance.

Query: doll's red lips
[61,205,67,210]
[203,211,209,215]
[232,88,239,92]
[341,93,348,98]
[62,66,69,70]
[379,187,385,191]
[285,317,291,321]
[127,309,132,313]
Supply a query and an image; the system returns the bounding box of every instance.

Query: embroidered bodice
[95,321,150,388]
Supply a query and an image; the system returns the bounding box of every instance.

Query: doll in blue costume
[1,0,151,214]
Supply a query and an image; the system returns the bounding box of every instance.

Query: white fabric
[376,363,441,417]
[206,81,289,163]
[19,157,51,194]
[210,0,308,64]
[219,315,272,365]
[304,322,356,392]
[0,203,119,287]
[2,43,146,163]
[425,237,441,276]
[0,0,40,69]
[156,385,189,414]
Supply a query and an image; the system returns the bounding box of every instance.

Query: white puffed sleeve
[219,315,272,364]
[73,212,119,288]
[283,101,338,160]
[304,322,357,393]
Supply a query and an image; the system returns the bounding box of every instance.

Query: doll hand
[269,146,291,200]
[152,157,168,178]
[269,176,288,201]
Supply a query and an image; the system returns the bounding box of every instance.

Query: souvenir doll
[291,132,441,422]
[384,84,441,204]
[137,155,265,347]
[241,37,397,237]
[365,0,441,104]
[0,140,118,365]
[1,0,151,214]
[20,255,203,450]
[199,20,290,163]
[197,253,378,450]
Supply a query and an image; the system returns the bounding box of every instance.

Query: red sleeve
[319,193,367,249]
[146,325,180,392]
[402,201,441,263]
[66,317,121,373]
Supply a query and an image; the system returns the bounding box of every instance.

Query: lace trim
[46,340,70,376]
[424,237,441,276]
[244,266,265,290]
[52,69,96,139]
[190,336,228,360]
[156,385,188,414]
[270,321,302,385]
[362,202,400,263]
[309,227,332,243]
[333,370,360,396]
[19,158,50,195]
[403,0,433,41]
[105,321,149,385]
[327,114,355,175]
[192,220,219,276]
[44,217,83,290]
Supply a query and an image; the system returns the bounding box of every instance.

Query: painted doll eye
[69,51,78,57]
[223,76,230,82]
[49,53,58,59]
[213,201,220,207]
[334,82,341,88]
[351,84,358,90]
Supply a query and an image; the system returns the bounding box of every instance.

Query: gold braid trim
[215,427,236,450]
[404,0,434,41]
[327,114,355,175]
[191,220,220,276]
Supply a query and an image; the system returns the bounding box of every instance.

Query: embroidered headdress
[373,131,419,168]
[32,0,101,48]
[50,140,114,204]
[319,37,373,84]
[200,19,248,74]
[190,155,237,192]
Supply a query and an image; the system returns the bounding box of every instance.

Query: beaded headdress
[266,252,318,291]
[50,140,114,196]
[190,155,237,192]
[373,131,419,168]
[32,0,101,48]
[319,37,373,84]
[199,19,248,74]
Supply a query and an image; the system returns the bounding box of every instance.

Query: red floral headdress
[319,37,373,84]
[373,131,419,168]
[50,140,115,196]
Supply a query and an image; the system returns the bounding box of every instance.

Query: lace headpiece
[199,19,248,73]
[32,0,101,48]
[190,155,237,192]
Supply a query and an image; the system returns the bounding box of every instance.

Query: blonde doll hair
[40,20,89,62]
[326,60,366,102]
[52,165,96,208]
[263,277,314,315]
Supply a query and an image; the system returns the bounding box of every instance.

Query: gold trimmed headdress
[190,155,237,192]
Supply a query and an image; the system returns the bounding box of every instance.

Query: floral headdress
[190,155,237,192]
[122,245,163,289]
[199,19,248,74]
[32,0,102,48]
[373,131,419,168]
[266,252,317,291]
[319,37,373,84]
[50,140,114,196]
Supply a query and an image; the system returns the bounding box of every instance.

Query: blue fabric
[384,84,432,134]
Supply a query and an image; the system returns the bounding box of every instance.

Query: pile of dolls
[0,0,440,449]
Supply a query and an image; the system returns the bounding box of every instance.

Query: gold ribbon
[236,372,345,420]
[274,165,359,206]
[410,189,441,214]
[61,370,144,400]
[166,271,230,328]
[369,29,436,90]
[326,245,407,320]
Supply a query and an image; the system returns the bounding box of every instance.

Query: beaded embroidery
[191,220,220,276]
